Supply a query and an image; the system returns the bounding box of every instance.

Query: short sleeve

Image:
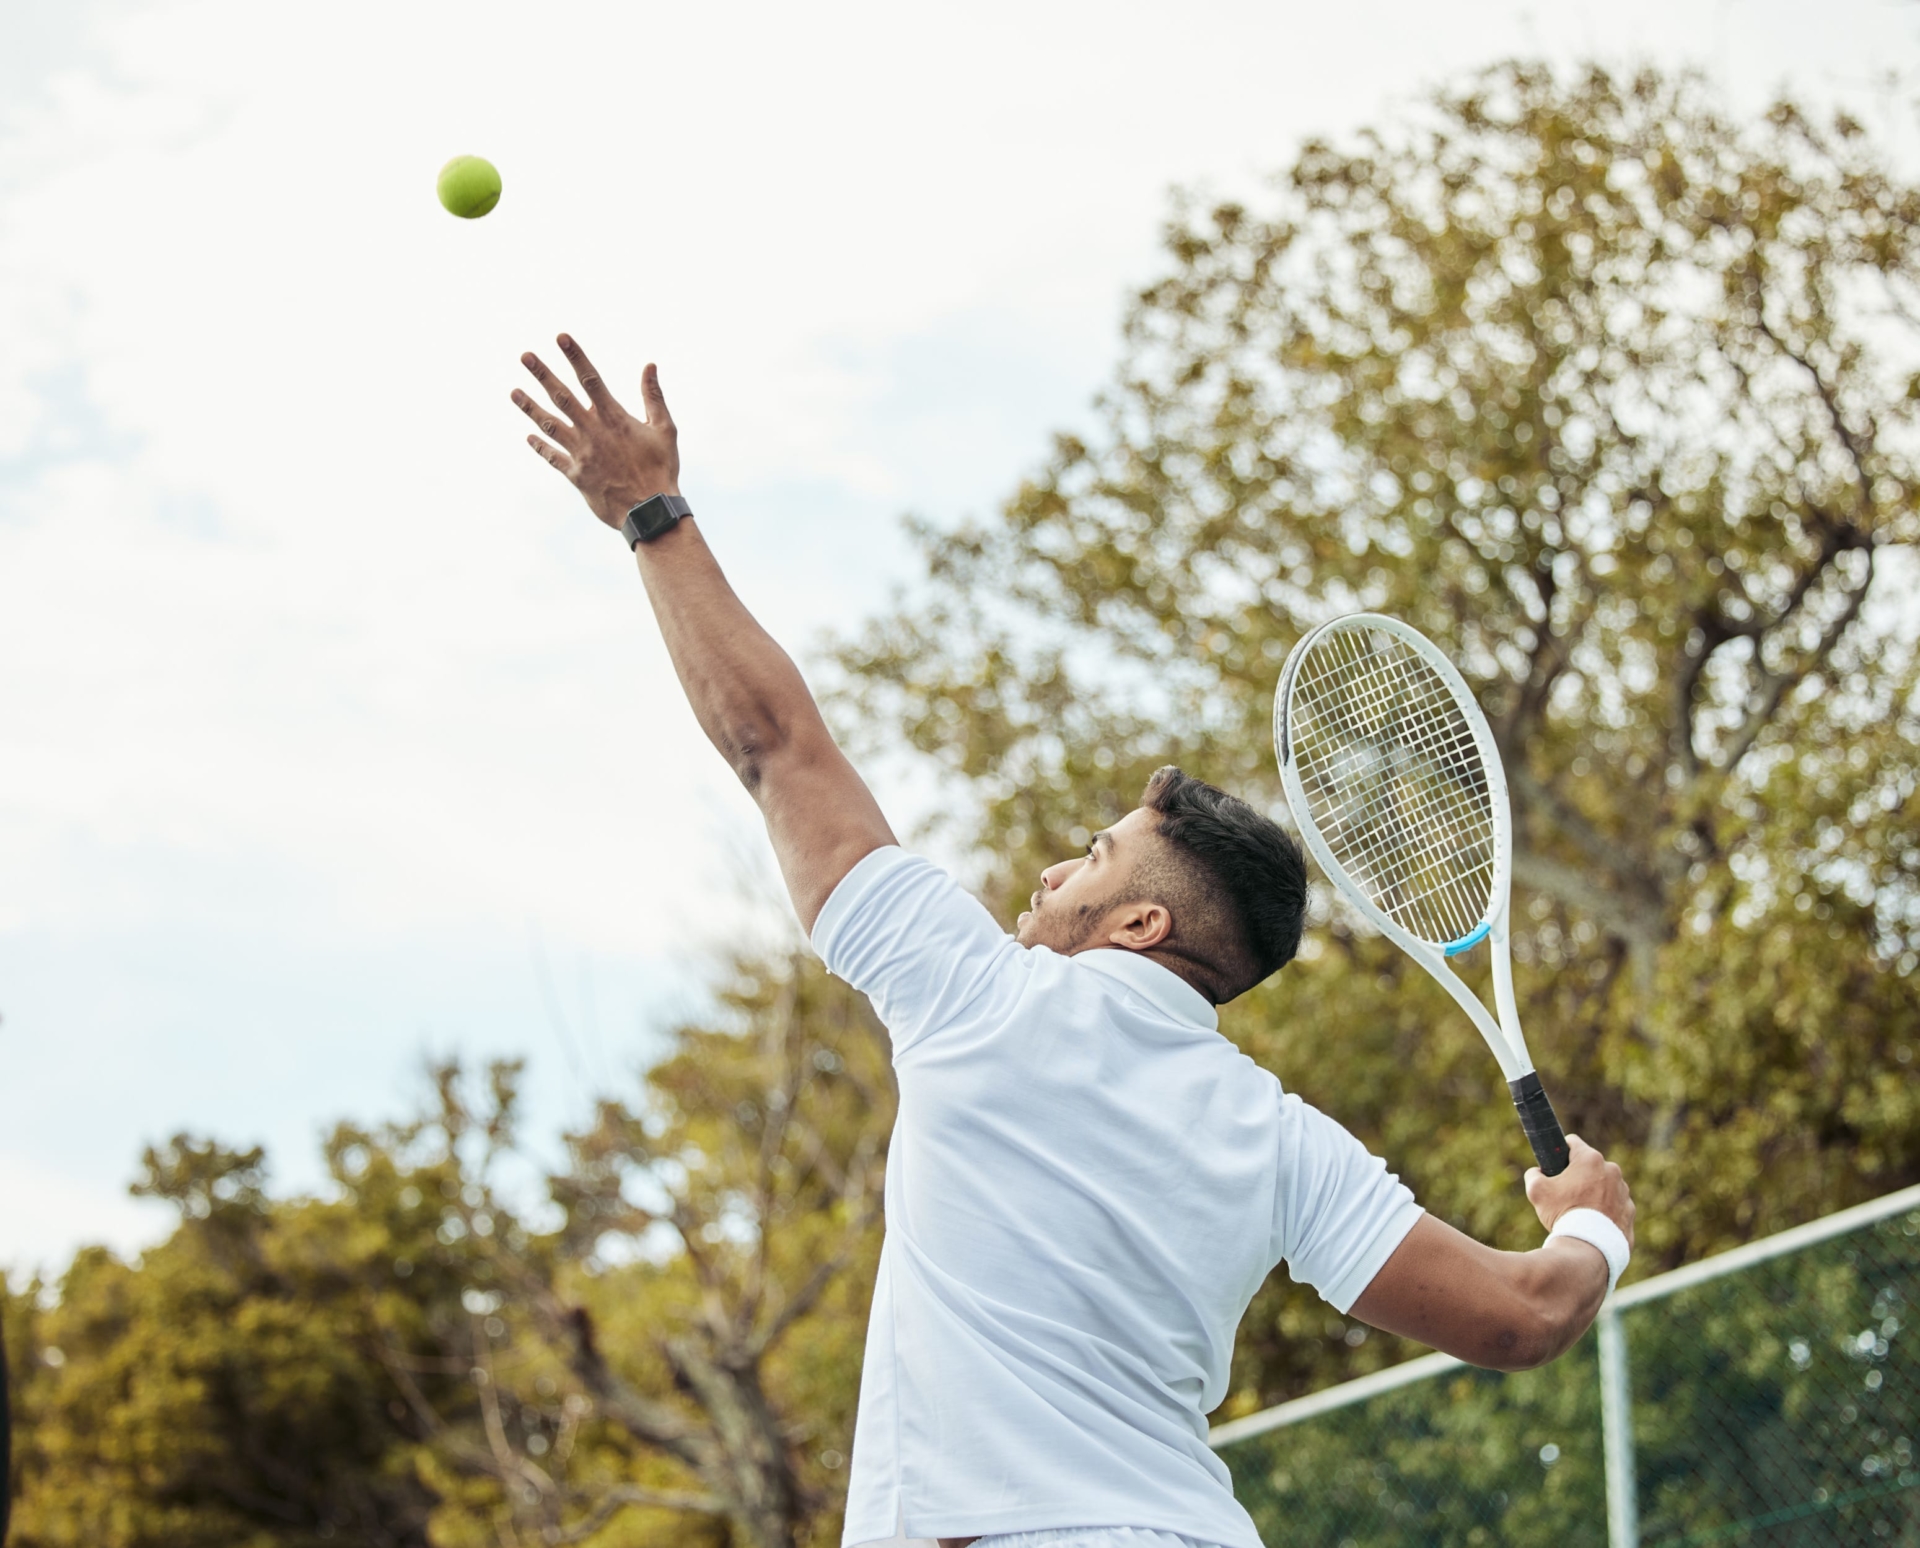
[1272,1091,1424,1313]
[811,847,1016,1059]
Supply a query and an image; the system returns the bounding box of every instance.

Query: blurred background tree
[835,60,1920,1417]
[2,953,888,1548]
[5,57,1919,1545]
[3,1135,448,1547]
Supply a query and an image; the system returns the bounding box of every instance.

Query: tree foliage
[3,954,890,1548]
[5,1135,448,1547]
[836,62,1920,1416]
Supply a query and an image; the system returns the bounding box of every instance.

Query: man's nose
[1040,855,1084,890]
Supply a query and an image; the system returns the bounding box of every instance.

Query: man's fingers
[520,353,591,424]
[557,334,618,410]
[640,362,675,430]
[511,388,581,448]
[524,433,575,475]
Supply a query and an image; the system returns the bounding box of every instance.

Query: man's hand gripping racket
[1275,613,1572,1176]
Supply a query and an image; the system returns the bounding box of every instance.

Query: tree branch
[1751,310,1877,503]
[374,1337,536,1489]
[742,977,803,1331]
[516,1292,714,1475]
[544,1486,728,1546]
[1497,551,1592,754]
[472,1319,560,1503]
[1670,610,1727,784]
[382,1326,724,1547]
[1718,545,1876,773]
[661,1334,805,1540]
[750,1184,883,1358]
[1509,766,1665,910]
[1511,849,1666,951]
[667,1195,731,1328]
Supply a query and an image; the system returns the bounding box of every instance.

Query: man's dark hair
[1135,765,1307,1004]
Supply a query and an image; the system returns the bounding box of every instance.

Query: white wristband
[1548,1207,1631,1295]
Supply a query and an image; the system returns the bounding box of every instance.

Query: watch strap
[621,493,692,547]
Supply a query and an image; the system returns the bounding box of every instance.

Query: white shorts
[873,1531,1229,1548]
[985,1533,1228,1548]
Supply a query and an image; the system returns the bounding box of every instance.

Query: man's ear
[1107,899,1172,953]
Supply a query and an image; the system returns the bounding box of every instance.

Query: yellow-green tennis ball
[437,155,501,219]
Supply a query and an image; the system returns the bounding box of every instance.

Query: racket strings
[1297,677,1492,937]
[1306,756,1488,929]
[1300,735,1491,941]
[1295,657,1493,940]
[1288,628,1496,944]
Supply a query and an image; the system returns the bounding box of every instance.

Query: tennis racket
[1274,612,1570,1176]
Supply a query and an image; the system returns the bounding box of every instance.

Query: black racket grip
[1509,1072,1570,1176]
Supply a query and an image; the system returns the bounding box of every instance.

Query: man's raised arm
[511,335,895,931]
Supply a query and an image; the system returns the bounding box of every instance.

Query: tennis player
[511,339,1637,1548]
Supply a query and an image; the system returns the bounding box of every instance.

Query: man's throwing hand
[511,335,679,530]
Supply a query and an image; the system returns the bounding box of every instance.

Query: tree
[836,61,1920,1416]
[3,952,892,1548]
[378,953,891,1548]
[2,1296,12,1547]
[3,1137,447,1547]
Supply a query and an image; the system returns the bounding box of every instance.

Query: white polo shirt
[813,848,1424,1548]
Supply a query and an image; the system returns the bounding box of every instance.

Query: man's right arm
[1350,1135,1635,1371]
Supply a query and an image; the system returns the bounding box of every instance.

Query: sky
[4,0,1919,1278]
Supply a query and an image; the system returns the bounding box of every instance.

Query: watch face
[626,494,690,544]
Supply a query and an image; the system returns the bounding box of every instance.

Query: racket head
[1274,613,1512,954]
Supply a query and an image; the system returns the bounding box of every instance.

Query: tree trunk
[666,1336,804,1548]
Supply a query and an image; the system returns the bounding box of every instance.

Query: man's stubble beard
[1049,888,1128,955]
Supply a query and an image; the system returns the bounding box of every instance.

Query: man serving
[510,338,1637,1548]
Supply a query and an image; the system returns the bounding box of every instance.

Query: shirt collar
[1071,947,1219,1031]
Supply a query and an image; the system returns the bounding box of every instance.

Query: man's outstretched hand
[511,335,679,530]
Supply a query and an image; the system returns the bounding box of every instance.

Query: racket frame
[1274,612,1534,1084]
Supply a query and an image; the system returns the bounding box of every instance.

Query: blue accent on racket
[1443,921,1491,957]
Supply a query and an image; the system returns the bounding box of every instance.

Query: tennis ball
[437,155,501,219]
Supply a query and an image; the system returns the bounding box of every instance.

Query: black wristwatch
[621,493,692,547]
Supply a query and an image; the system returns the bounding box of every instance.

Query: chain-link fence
[1211,1184,1920,1547]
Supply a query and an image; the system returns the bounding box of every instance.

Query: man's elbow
[720,714,834,797]
[717,717,791,793]
[1482,1309,1573,1372]
[726,740,768,794]
[1481,1279,1592,1372]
